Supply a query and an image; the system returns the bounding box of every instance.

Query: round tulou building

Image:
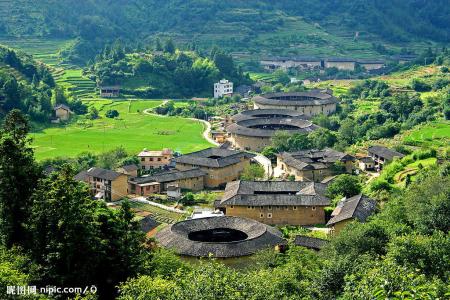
[155,216,285,258]
[226,108,320,152]
[253,90,338,117]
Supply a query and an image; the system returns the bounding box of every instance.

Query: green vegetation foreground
[1,109,449,299]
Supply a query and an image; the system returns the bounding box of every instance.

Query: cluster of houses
[72,142,404,238]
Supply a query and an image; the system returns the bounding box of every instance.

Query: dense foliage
[88,42,251,98]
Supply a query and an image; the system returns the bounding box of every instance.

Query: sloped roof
[278,149,355,171]
[54,104,72,112]
[173,148,255,168]
[253,91,338,106]
[140,215,160,233]
[74,170,88,182]
[138,148,173,157]
[231,109,306,123]
[220,181,330,207]
[130,168,206,185]
[327,194,377,226]
[294,235,329,250]
[155,216,285,258]
[120,164,139,172]
[85,167,123,181]
[227,117,318,137]
[368,146,405,161]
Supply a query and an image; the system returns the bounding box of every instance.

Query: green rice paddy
[31,100,213,160]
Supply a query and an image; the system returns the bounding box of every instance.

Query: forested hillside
[1,1,449,63]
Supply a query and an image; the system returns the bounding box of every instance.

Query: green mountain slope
[0,1,448,63]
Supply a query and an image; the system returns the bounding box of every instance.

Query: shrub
[105,109,119,118]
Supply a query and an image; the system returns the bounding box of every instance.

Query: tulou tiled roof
[278,148,355,171]
[173,148,255,168]
[368,146,405,161]
[327,194,377,226]
[226,117,318,137]
[130,168,206,185]
[219,181,330,207]
[253,90,338,106]
[231,109,307,123]
[140,215,160,233]
[294,235,329,250]
[155,216,285,258]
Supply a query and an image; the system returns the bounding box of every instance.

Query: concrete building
[174,148,255,188]
[368,146,405,170]
[75,167,128,201]
[227,109,319,152]
[253,90,338,117]
[324,58,356,71]
[99,86,120,98]
[54,104,72,121]
[214,79,233,99]
[138,148,173,170]
[218,181,330,225]
[276,149,355,182]
[327,194,377,235]
[128,168,207,195]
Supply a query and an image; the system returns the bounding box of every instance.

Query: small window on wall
[230,206,234,209]
[260,213,264,218]
[293,206,297,210]
[247,206,251,209]
[312,206,316,211]
[268,206,272,210]
[267,213,272,218]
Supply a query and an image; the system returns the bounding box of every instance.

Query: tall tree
[0,110,41,247]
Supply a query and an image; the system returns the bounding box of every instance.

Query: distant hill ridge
[0,0,448,43]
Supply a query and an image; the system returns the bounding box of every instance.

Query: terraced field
[55,69,96,98]
[31,99,213,160]
[404,121,450,148]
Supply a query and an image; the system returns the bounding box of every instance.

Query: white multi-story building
[214,79,233,98]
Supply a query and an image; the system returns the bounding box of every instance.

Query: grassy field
[31,99,213,160]
[394,157,437,186]
[403,121,450,148]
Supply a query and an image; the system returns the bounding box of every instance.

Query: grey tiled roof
[74,170,88,182]
[140,215,160,233]
[278,148,355,171]
[120,164,139,172]
[130,168,206,185]
[294,235,329,250]
[155,216,285,258]
[227,117,319,137]
[231,109,306,123]
[86,167,123,181]
[173,148,255,168]
[368,146,405,161]
[220,181,330,207]
[327,194,377,226]
[254,91,338,106]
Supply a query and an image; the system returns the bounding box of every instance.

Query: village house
[166,184,182,199]
[324,58,356,71]
[138,148,173,170]
[276,149,355,182]
[217,181,330,225]
[214,79,233,98]
[210,131,227,144]
[327,194,377,235]
[173,148,255,188]
[358,157,375,171]
[116,164,139,177]
[99,86,120,98]
[54,104,72,121]
[74,167,128,201]
[128,168,207,196]
[368,146,405,170]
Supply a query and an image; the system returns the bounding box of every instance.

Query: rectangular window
[260,213,264,218]
[141,158,145,162]
[267,213,272,218]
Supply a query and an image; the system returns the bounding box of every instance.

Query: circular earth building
[227,116,319,152]
[253,90,338,116]
[231,108,307,123]
[155,216,285,258]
